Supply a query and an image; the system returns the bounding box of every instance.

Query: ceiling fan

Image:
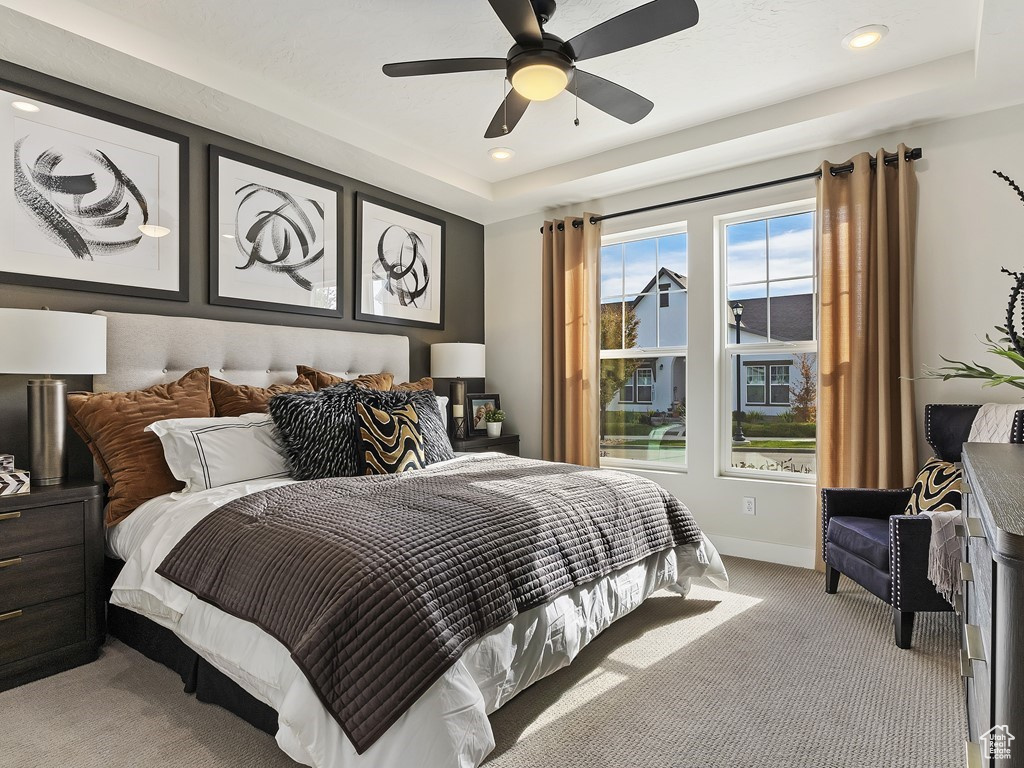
[382,0,699,138]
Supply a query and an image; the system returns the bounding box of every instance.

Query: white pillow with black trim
[146,413,289,493]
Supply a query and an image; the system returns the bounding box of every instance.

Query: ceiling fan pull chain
[502,76,509,134]
[574,69,580,127]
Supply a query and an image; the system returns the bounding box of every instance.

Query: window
[600,222,687,469]
[745,365,766,405]
[770,365,791,405]
[721,202,817,480]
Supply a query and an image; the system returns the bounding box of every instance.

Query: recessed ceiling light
[489,147,515,161]
[843,25,888,50]
[138,224,171,238]
[12,101,40,112]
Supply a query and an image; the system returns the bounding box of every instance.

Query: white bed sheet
[109,456,728,768]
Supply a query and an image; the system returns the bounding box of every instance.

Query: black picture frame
[209,145,343,318]
[467,393,501,435]
[355,193,445,330]
[0,77,189,302]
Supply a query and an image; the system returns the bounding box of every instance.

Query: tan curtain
[541,215,602,466]
[816,144,919,570]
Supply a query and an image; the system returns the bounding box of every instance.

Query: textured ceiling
[1,0,1019,224]
[72,0,977,181]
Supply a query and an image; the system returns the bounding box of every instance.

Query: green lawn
[744,440,816,450]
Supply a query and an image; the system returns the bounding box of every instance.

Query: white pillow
[436,395,449,429]
[147,413,289,493]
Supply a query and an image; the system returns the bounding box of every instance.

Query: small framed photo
[210,146,342,317]
[355,193,444,330]
[467,393,501,435]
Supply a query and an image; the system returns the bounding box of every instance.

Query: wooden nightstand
[451,433,520,456]
[0,481,105,691]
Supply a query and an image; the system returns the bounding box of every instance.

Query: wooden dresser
[0,482,105,691]
[961,444,1024,767]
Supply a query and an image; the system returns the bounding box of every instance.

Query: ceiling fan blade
[383,58,507,77]
[487,0,543,46]
[573,70,653,124]
[567,0,699,61]
[484,89,531,138]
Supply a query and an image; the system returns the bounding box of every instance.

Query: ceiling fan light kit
[382,0,699,137]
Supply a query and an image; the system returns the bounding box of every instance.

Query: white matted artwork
[356,193,445,330]
[0,86,187,300]
[210,146,341,317]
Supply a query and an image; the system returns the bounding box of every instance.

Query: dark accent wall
[0,60,484,479]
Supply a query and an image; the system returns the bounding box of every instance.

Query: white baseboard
[708,534,815,569]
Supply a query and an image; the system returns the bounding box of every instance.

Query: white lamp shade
[0,309,107,375]
[430,343,485,379]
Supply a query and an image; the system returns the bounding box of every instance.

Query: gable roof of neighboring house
[728,294,814,342]
[629,268,687,308]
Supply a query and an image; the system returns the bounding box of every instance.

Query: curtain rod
[540,147,923,232]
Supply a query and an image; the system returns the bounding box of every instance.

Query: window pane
[631,292,657,348]
[601,244,624,300]
[600,300,624,350]
[767,212,814,280]
[658,290,687,347]
[727,285,767,345]
[728,352,817,476]
[624,239,658,296]
[600,356,686,467]
[658,233,687,279]
[768,278,814,342]
[726,219,767,284]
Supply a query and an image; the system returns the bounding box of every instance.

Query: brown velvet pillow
[67,368,214,527]
[393,377,434,392]
[294,365,394,392]
[210,376,313,417]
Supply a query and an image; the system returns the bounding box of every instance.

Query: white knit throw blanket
[968,403,1020,443]
[924,508,962,603]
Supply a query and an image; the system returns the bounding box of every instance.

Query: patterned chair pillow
[357,402,426,475]
[904,457,962,514]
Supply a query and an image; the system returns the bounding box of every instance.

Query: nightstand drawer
[0,546,85,613]
[0,595,85,666]
[0,502,84,558]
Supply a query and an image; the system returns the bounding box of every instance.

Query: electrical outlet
[742,497,756,516]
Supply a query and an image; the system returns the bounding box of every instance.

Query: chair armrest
[890,515,950,611]
[821,487,912,563]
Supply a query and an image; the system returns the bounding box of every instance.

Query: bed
[92,311,728,768]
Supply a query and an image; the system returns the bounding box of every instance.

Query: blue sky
[601,212,813,303]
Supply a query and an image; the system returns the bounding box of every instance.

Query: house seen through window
[600,226,687,468]
[723,205,817,479]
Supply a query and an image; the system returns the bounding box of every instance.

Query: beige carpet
[0,557,964,768]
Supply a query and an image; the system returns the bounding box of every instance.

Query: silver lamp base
[28,378,67,486]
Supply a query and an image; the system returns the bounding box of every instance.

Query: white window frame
[600,221,688,473]
[745,364,766,405]
[635,367,654,404]
[717,199,817,483]
[769,364,791,406]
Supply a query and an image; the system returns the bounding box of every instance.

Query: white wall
[485,104,1024,569]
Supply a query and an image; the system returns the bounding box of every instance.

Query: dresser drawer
[0,595,85,666]
[0,546,85,613]
[967,532,995,665]
[0,502,84,558]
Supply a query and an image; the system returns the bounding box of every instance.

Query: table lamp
[0,309,107,486]
[430,343,485,439]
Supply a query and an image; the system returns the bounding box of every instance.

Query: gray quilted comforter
[156,454,702,753]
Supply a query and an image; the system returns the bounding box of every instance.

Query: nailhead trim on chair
[924,403,978,457]
[891,518,902,610]
[821,487,911,565]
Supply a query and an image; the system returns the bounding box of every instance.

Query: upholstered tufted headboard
[93,311,410,392]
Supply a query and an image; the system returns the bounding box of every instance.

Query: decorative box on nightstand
[0,481,105,691]
[451,433,520,456]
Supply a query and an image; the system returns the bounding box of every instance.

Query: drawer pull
[0,609,23,622]
[964,623,986,663]
[960,649,973,679]
[955,523,966,539]
[965,517,986,540]
[965,740,982,768]
[962,479,973,497]
[960,562,974,582]
[0,511,21,521]
[0,556,22,569]
[953,593,964,615]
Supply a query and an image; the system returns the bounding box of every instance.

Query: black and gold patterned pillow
[357,402,426,475]
[905,457,962,514]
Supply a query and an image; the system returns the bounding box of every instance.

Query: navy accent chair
[822,404,1024,649]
